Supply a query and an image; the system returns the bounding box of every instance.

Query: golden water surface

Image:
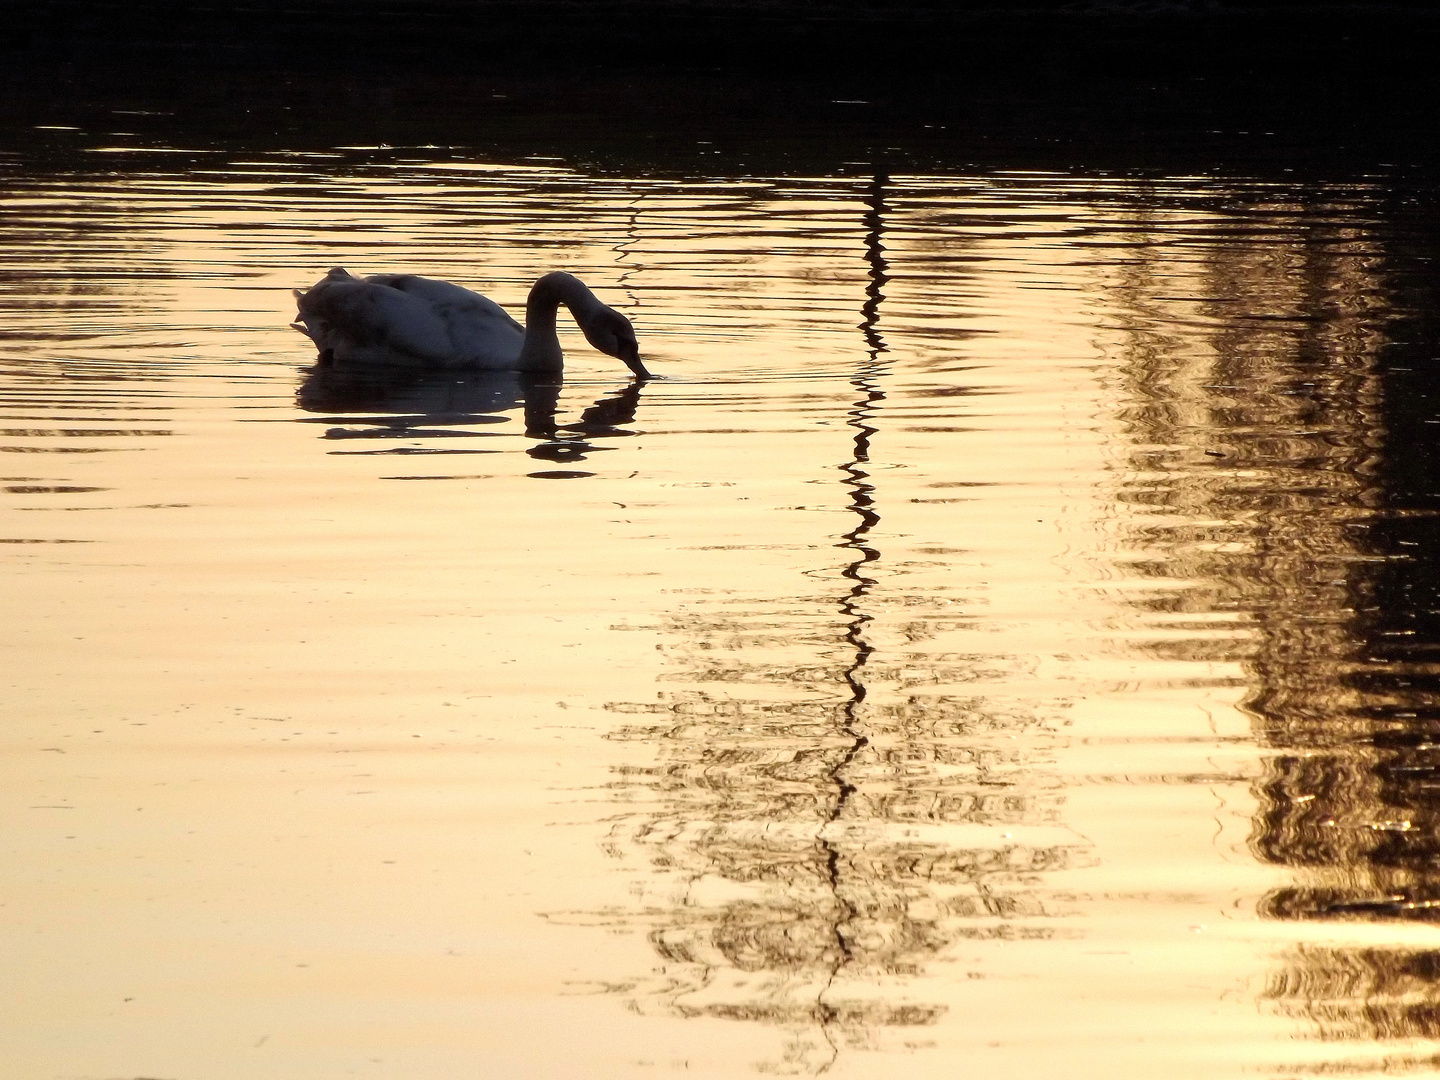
[3,139,1437,1077]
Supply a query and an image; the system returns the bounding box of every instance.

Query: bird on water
[291,267,653,379]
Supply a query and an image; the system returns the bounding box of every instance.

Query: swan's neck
[517,272,605,372]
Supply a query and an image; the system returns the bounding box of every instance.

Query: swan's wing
[364,274,525,334]
[362,274,528,364]
[295,272,455,364]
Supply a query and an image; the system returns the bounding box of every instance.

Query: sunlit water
[4,130,1440,1078]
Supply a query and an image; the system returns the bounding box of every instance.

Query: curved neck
[517,272,604,372]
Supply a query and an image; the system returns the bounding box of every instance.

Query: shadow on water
[295,364,646,471]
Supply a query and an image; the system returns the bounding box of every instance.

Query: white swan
[291,267,652,378]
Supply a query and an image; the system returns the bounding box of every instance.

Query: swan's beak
[619,340,653,380]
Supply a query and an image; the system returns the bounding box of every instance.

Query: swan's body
[291,268,651,378]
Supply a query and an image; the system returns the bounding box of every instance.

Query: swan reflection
[295,364,646,467]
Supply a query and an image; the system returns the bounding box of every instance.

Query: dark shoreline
[4,1,1438,180]
[9,0,1440,74]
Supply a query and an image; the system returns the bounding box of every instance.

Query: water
[4,107,1440,1079]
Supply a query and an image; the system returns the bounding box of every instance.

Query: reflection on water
[296,365,646,475]
[1094,182,1440,1070]
[1267,944,1440,1054]
[3,123,1440,1078]
[585,172,1086,1068]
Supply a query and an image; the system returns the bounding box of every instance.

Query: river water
[4,100,1440,1079]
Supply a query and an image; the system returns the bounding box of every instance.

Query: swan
[291,267,653,378]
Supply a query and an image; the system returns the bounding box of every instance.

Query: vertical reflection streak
[817,172,891,1066]
[614,191,645,306]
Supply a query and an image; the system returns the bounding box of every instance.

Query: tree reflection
[1266,944,1440,1047]
[584,174,1082,1072]
[600,676,1075,1070]
[1104,182,1440,1059]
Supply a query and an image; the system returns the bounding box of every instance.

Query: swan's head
[583,307,653,380]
